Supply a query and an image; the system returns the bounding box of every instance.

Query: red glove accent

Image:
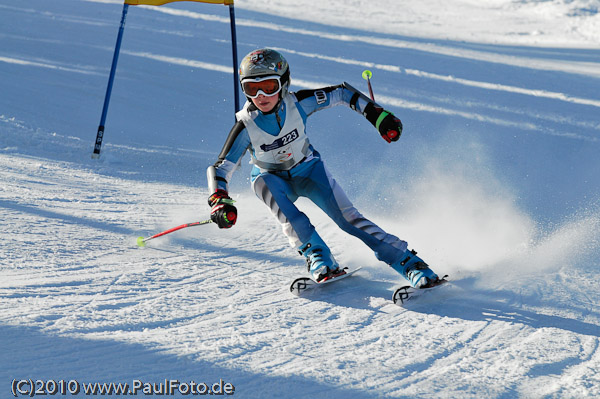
[207,189,237,229]
[208,189,230,207]
[210,203,237,229]
[378,112,402,143]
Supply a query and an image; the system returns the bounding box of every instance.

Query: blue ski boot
[298,231,341,282]
[391,250,439,288]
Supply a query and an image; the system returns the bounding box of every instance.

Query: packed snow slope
[1,1,600,398]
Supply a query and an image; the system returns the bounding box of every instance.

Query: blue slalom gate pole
[92,3,129,159]
[228,3,240,113]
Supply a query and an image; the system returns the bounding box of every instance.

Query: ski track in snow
[1,1,600,398]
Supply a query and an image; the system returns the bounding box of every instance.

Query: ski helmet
[239,49,290,98]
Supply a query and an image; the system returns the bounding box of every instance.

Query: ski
[290,267,362,296]
[392,275,449,306]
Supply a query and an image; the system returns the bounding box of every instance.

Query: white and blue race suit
[208,84,408,265]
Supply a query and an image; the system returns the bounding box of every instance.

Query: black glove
[364,103,402,143]
[376,110,402,143]
[208,189,237,229]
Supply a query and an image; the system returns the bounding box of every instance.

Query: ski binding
[392,275,449,306]
[290,267,362,296]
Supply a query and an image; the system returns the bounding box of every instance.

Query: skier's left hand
[376,110,402,143]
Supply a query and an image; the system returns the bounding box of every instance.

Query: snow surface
[1,0,600,398]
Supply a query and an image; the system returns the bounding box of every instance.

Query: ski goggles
[241,76,282,98]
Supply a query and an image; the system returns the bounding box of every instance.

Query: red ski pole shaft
[137,219,212,247]
[367,79,375,101]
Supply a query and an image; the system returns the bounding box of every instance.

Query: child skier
[206,48,440,288]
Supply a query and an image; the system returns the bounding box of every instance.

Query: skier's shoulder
[236,101,260,122]
[215,115,251,163]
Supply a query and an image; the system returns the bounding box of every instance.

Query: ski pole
[137,219,212,247]
[362,69,375,101]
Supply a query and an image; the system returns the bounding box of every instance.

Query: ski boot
[391,249,439,288]
[298,231,341,282]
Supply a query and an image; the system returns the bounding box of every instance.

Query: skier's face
[252,93,279,113]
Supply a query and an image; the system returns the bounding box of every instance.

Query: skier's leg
[297,160,438,287]
[252,172,308,247]
[252,172,340,281]
[297,160,405,263]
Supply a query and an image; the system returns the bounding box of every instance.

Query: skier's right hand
[208,189,237,229]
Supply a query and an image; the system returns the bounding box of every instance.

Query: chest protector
[237,95,310,171]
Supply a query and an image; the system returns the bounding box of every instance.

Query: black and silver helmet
[239,48,290,98]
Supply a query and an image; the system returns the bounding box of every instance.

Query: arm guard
[207,164,227,193]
